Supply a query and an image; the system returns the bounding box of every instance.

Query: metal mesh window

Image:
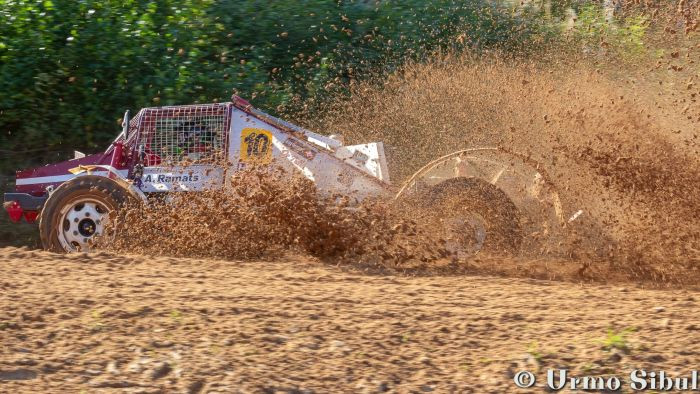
[134,104,229,166]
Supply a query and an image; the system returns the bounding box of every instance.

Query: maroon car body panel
[14,153,115,195]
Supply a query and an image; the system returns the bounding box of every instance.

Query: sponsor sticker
[282,137,317,161]
[142,174,200,183]
[351,150,369,165]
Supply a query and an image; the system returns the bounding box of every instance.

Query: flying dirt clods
[109,167,457,274]
[101,2,700,287]
[298,4,700,285]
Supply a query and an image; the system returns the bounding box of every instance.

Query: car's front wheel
[39,175,135,252]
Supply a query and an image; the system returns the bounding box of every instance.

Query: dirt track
[2,247,699,393]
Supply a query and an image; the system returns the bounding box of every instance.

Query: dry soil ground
[2,247,699,393]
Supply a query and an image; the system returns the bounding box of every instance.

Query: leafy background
[0,0,662,245]
[0,0,545,171]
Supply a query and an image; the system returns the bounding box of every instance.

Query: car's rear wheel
[427,177,523,257]
[39,175,136,252]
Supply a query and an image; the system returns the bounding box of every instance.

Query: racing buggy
[3,96,566,254]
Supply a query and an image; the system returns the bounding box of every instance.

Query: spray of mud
[305,31,700,283]
[109,4,699,285]
[109,166,459,274]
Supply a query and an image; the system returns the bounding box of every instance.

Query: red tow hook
[4,201,23,223]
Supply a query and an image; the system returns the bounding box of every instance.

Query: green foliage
[526,341,543,361]
[568,4,649,59]
[169,309,182,322]
[597,327,636,352]
[0,0,545,174]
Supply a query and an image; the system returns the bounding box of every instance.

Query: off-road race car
[3,95,565,254]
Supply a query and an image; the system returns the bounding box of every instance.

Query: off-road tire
[39,175,137,252]
[429,177,523,255]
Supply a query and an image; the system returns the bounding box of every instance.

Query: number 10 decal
[240,128,273,164]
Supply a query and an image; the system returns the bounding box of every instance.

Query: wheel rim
[442,212,487,258]
[56,198,111,252]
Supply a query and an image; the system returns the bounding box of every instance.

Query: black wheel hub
[78,218,97,237]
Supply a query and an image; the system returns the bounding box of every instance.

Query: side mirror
[122,110,130,140]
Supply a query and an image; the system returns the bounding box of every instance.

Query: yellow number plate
[240,128,273,164]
